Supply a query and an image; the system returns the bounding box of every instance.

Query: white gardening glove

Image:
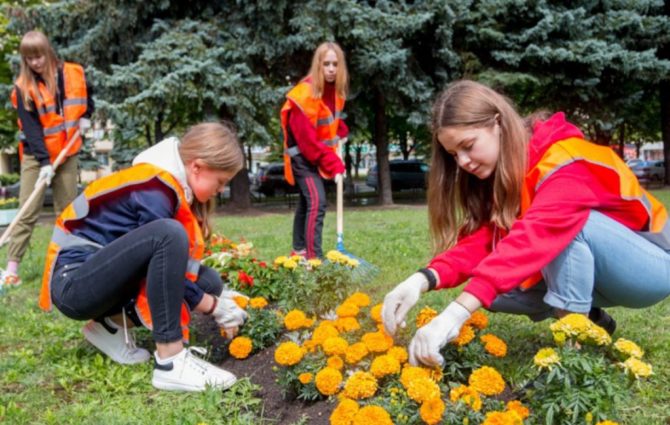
[334,173,344,184]
[79,117,91,131]
[36,164,55,188]
[408,301,471,367]
[382,272,429,336]
[212,297,248,339]
[220,288,249,302]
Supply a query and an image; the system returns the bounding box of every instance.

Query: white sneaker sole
[152,375,237,392]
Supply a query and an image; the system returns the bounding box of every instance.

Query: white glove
[220,288,249,302]
[79,117,91,131]
[334,173,344,184]
[408,302,471,367]
[212,297,248,339]
[37,164,55,188]
[382,272,429,336]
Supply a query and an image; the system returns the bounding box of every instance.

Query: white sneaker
[82,320,151,364]
[152,347,237,392]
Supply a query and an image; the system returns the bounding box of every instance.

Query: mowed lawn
[1,191,670,424]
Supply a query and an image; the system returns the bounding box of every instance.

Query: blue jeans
[490,210,670,320]
[51,219,223,343]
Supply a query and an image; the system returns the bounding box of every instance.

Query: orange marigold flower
[482,411,523,425]
[400,366,431,389]
[361,331,393,353]
[345,342,369,365]
[406,376,440,403]
[369,354,401,378]
[345,292,371,307]
[315,367,343,396]
[420,397,445,425]
[249,297,268,309]
[595,421,620,425]
[336,302,360,318]
[327,355,344,370]
[449,385,482,412]
[387,346,408,364]
[465,310,489,329]
[322,336,349,356]
[342,371,378,400]
[451,325,475,346]
[312,322,340,345]
[370,304,383,323]
[298,372,313,384]
[506,400,530,420]
[416,306,438,328]
[480,334,508,357]
[284,309,311,331]
[229,336,253,359]
[330,398,359,425]
[233,296,249,309]
[335,317,361,333]
[274,341,305,366]
[352,405,392,425]
[469,366,505,396]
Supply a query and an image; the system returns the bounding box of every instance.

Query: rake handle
[336,139,345,245]
[0,129,81,248]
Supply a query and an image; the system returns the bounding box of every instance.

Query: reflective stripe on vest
[280,78,345,185]
[519,137,670,289]
[10,62,87,163]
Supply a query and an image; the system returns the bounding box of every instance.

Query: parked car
[630,160,665,183]
[626,158,644,168]
[252,163,340,197]
[0,181,84,207]
[366,159,429,191]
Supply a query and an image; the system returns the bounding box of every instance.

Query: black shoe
[588,307,616,336]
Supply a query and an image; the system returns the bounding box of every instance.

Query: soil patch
[193,316,333,425]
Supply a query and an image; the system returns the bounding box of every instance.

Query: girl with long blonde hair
[383,80,670,367]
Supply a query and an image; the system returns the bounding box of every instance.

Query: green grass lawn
[2,193,670,424]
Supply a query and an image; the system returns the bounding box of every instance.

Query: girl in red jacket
[382,80,670,367]
[280,42,349,259]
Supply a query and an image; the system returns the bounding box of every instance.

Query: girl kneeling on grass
[39,122,248,392]
[382,80,670,367]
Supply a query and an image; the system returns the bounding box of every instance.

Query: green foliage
[0,172,19,185]
[238,307,283,353]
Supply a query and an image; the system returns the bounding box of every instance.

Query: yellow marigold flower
[613,338,644,358]
[352,405,392,425]
[345,342,369,365]
[312,322,340,345]
[480,334,508,357]
[345,292,370,307]
[307,258,322,268]
[506,400,530,420]
[419,397,445,425]
[400,366,431,389]
[326,250,344,262]
[449,385,482,412]
[315,367,343,396]
[290,254,303,262]
[336,302,360,318]
[283,259,298,270]
[284,309,311,331]
[273,255,288,266]
[370,354,401,378]
[322,336,349,356]
[361,331,393,353]
[469,366,505,396]
[330,398,359,425]
[482,411,523,425]
[620,357,653,378]
[585,324,612,346]
[465,310,489,329]
[595,421,620,425]
[451,325,475,346]
[274,341,305,366]
[233,296,248,309]
[342,371,378,400]
[298,372,313,384]
[534,347,561,370]
[407,376,441,403]
[347,258,360,268]
[229,336,253,359]
[387,346,408,364]
[550,313,591,338]
[249,297,268,309]
[335,317,361,333]
[553,331,567,345]
[327,355,344,370]
[416,306,438,328]
[370,303,383,323]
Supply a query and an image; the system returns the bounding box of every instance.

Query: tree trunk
[246,144,253,171]
[154,113,164,145]
[661,0,670,184]
[355,145,362,179]
[374,86,393,205]
[617,124,625,158]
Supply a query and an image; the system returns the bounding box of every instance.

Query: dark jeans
[51,219,223,343]
[292,175,327,259]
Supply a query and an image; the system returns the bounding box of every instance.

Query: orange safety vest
[280,78,345,185]
[10,62,88,163]
[40,163,205,342]
[518,137,670,290]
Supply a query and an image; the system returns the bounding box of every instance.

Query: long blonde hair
[16,31,60,111]
[178,122,244,239]
[307,42,349,99]
[428,80,530,253]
